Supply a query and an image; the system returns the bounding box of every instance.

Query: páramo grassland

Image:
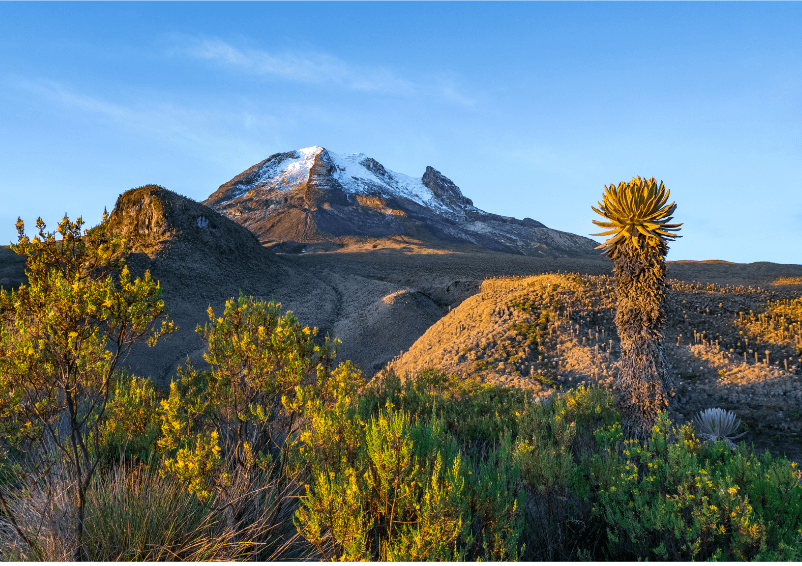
[0,211,801,562]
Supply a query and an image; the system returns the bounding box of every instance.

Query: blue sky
[1,2,800,264]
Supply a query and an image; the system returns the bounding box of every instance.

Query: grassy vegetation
[1,215,801,561]
[494,271,802,378]
[3,336,801,560]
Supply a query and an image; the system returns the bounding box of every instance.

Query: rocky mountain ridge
[98,185,339,386]
[204,146,600,257]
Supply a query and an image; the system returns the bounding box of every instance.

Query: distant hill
[204,146,600,257]
[103,185,339,387]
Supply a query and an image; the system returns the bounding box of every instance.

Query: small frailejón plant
[693,407,747,450]
[591,177,682,440]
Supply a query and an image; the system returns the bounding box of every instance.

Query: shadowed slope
[106,185,337,387]
[0,245,26,291]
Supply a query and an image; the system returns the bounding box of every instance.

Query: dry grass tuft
[773,277,802,286]
[0,458,303,561]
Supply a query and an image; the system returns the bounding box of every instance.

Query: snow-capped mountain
[204,146,600,257]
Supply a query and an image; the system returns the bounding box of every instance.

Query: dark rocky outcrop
[359,157,388,178]
[421,166,473,207]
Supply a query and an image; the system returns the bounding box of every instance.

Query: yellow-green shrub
[157,292,339,497]
[0,214,174,560]
[283,361,364,480]
[292,369,527,561]
[97,371,162,465]
[294,406,468,561]
[585,412,802,560]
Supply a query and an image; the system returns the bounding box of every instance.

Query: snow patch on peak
[297,146,324,156]
[322,149,449,211]
[221,146,482,218]
[257,149,320,194]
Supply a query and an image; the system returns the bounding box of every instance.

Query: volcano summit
[204,146,599,257]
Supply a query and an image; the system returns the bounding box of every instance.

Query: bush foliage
[1,216,801,561]
[0,214,174,559]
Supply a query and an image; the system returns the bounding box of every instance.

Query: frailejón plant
[693,408,747,450]
[591,177,682,439]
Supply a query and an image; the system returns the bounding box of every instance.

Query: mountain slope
[104,185,339,386]
[204,146,600,257]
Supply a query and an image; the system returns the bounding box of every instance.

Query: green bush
[294,406,468,561]
[97,371,163,466]
[465,430,525,560]
[290,368,528,561]
[360,368,529,451]
[511,385,619,560]
[157,292,348,499]
[584,412,802,560]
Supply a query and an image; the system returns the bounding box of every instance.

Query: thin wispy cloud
[15,78,137,125]
[187,38,415,94]
[178,37,476,106]
[10,77,285,164]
